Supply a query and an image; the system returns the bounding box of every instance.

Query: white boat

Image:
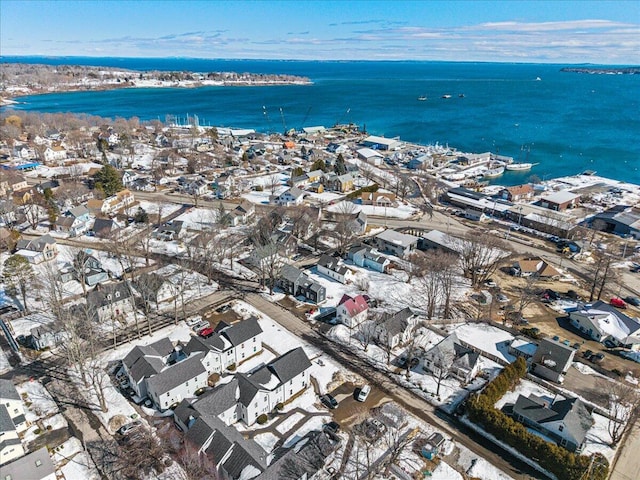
[535,77,542,81]
[441,94,452,99]
[482,166,505,178]
[506,162,535,171]
[417,95,427,101]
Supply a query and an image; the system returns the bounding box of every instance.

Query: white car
[117,420,142,435]
[186,315,203,327]
[357,384,371,402]
[192,320,209,332]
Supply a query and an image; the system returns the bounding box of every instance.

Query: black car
[583,349,593,360]
[603,339,617,349]
[320,394,338,409]
[624,296,640,307]
[323,421,340,433]
[592,353,605,363]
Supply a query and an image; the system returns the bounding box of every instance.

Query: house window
[254,347,257,352]
[107,294,112,300]
[253,338,256,343]
[115,291,120,298]
[559,425,564,432]
[35,459,42,467]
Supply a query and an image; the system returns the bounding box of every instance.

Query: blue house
[347,245,390,273]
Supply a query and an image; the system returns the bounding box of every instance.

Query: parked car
[357,385,371,402]
[624,296,640,307]
[496,293,509,303]
[323,421,341,433]
[192,320,209,332]
[398,356,419,368]
[198,327,214,338]
[215,304,231,314]
[583,349,593,360]
[186,316,203,327]
[320,394,338,409]
[484,279,498,288]
[117,420,142,435]
[603,339,617,349]
[610,297,627,309]
[592,353,605,364]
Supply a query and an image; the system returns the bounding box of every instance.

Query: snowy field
[136,200,182,219]
[54,436,100,480]
[0,347,10,374]
[173,207,219,231]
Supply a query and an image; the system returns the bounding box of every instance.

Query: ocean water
[3,56,639,185]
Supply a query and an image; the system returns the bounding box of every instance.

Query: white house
[569,301,640,350]
[375,307,418,349]
[374,229,420,258]
[317,254,349,284]
[274,187,306,206]
[43,145,67,164]
[362,135,400,151]
[336,294,369,329]
[182,317,264,374]
[146,353,208,410]
[0,405,25,466]
[15,234,58,264]
[0,380,28,434]
[0,447,56,480]
[237,347,312,426]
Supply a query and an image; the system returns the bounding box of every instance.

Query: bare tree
[588,250,617,302]
[266,174,281,196]
[448,232,509,287]
[332,201,359,257]
[437,252,459,319]
[601,379,640,447]
[356,320,378,353]
[425,346,455,398]
[515,274,540,318]
[114,427,167,480]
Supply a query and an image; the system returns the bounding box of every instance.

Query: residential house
[326,142,348,154]
[317,254,349,284]
[91,218,120,239]
[530,338,576,383]
[122,338,175,400]
[59,251,109,286]
[274,187,306,207]
[0,446,56,479]
[374,229,419,258]
[569,301,640,350]
[0,404,25,466]
[15,234,57,264]
[248,231,297,268]
[510,394,593,452]
[422,333,481,383]
[86,282,132,322]
[347,245,390,273]
[538,190,580,211]
[153,220,185,241]
[30,324,64,351]
[257,430,339,480]
[498,184,535,202]
[43,145,67,164]
[506,203,576,237]
[375,307,418,349]
[512,257,560,278]
[54,205,91,237]
[323,172,354,192]
[0,380,27,433]
[182,317,264,373]
[351,210,368,234]
[420,230,461,255]
[88,189,135,216]
[236,347,312,425]
[228,201,255,226]
[213,174,235,199]
[182,178,209,196]
[336,294,369,329]
[146,353,208,410]
[508,337,538,361]
[361,191,396,207]
[278,264,326,304]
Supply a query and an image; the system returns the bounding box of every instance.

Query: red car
[610,297,627,309]
[198,327,214,338]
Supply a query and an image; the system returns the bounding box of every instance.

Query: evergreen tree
[134,207,149,224]
[3,255,37,312]
[291,167,304,178]
[93,165,123,197]
[334,153,347,175]
[311,158,326,172]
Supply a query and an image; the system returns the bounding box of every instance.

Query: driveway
[329,382,387,429]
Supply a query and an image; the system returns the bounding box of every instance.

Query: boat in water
[417,95,427,101]
[442,94,452,99]
[482,166,505,178]
[458,93,465,98]
[505,162,536,171]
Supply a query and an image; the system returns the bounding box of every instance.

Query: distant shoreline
[0,62,312,106]
[560,67,640,75]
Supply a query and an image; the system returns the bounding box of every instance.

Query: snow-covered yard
[327,200,417,219]
[450,323,516,364]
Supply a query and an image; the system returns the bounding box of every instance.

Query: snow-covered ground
[17,379,59,422]
[0,347,10,374]
[173,206,219,231]
[136,200,182,219]
[54,436,100,480]
[253,432,279,452]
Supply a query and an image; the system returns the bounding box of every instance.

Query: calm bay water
[3,56,639,185]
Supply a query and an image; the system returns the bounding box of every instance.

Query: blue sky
[1,1,639,63]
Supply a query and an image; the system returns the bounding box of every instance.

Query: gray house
[375,307,418,349]
[317,254,349,283]
[423,333,481,383]
[86,282,132,322]
[511,394,593,452]
[530,338,576,383]
[374,229,420,258]
[278,264,326,304]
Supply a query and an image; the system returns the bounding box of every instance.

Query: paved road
[244,292,542,480]
[610,418,640,480]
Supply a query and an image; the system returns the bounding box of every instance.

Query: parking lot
[326,382,388,430]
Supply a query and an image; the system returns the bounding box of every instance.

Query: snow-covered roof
[541,190,580,205]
